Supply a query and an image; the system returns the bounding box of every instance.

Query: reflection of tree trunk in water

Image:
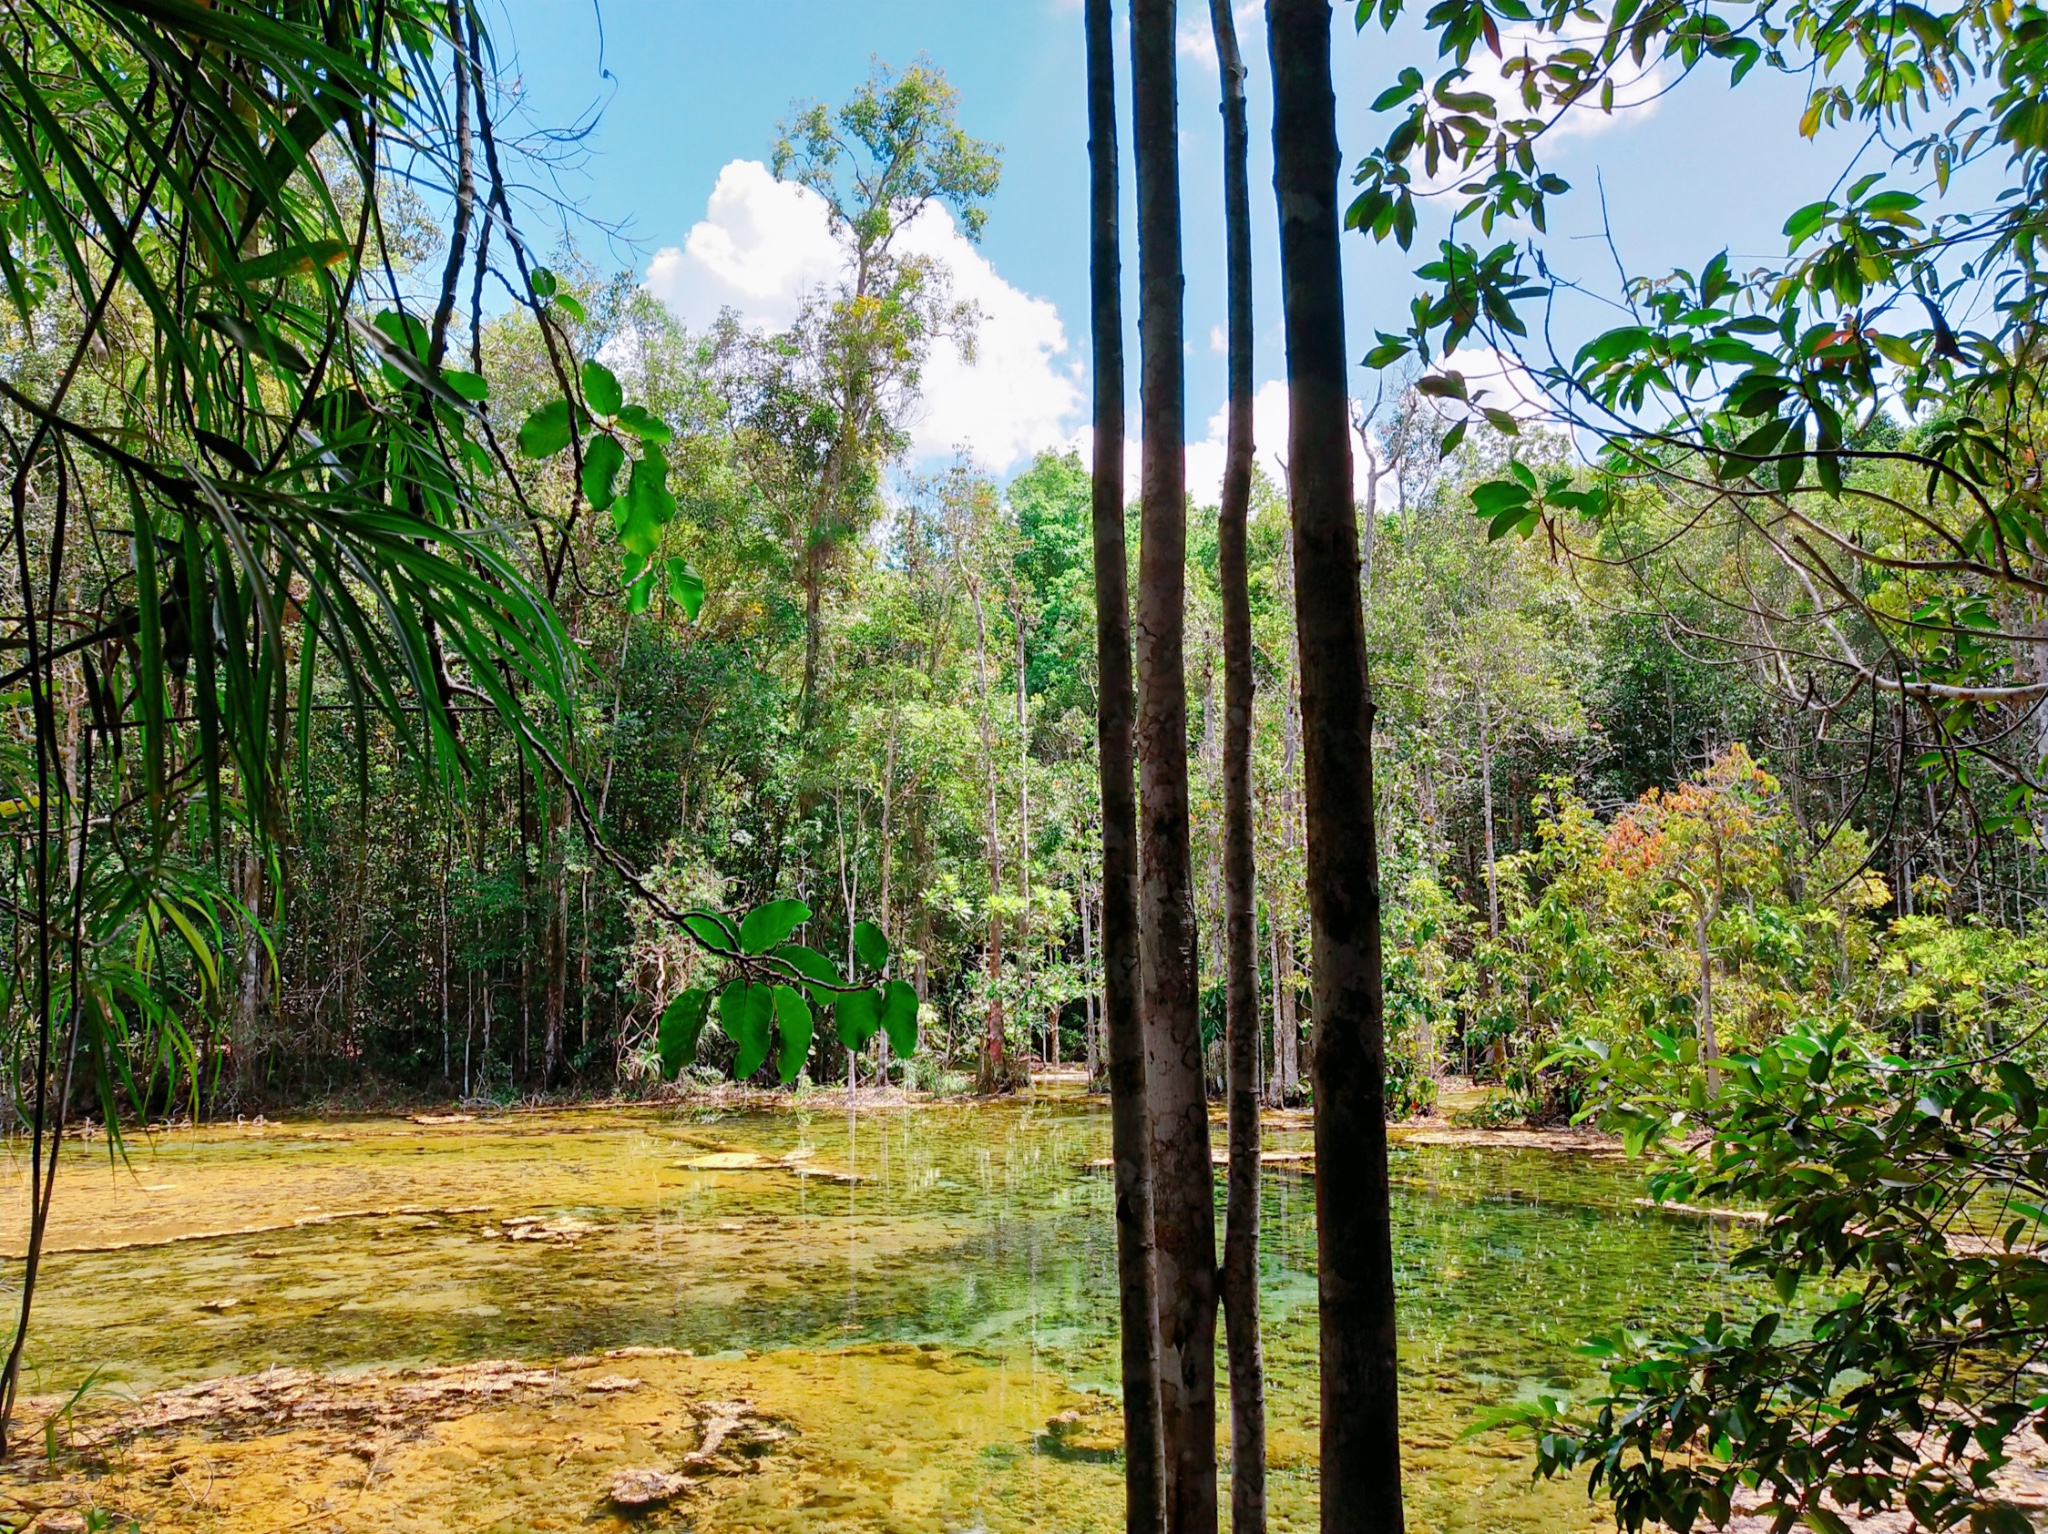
[1212,0,1267,1524]
[1479,691,1499,939]
[1268,4,1407,1530]
[1087,1,1166,1524]
[1131,3,1218,1526]
[971,583,1010,1091]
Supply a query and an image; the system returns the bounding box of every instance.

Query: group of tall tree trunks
[1088,2,1404,1529]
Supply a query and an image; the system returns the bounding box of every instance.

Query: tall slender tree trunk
[1479,692,1499,939]
[1211,4,1266,1530]
[1089,2,1167,1524]
[879,725,898,1085]
[1082,877,1101,1085]
[1269,522,1304,1109]
[1132,5,1218,1529]
[971,583,1011,1092]
[1017,602,1033,1052]
[1267,4,1406,1530]
[1697,887,1721,1097]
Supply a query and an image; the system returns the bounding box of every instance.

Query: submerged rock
[21,1512,88,1534]
[607,1467,687,1508]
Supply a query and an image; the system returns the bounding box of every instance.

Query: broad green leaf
[517,398,573,459]
[530,267,559,298]
[442,369,489,403]
[666,558,705,620]
[1996,1061,2039,1126]
[626,448,678,525]
[581,359,623,417]
[1783,199,1833,247]
[616,404,674,443]
[723,981,774,1079]
[1472,479,1531,517]
[739,899,811,954]
[626,563,658,615]
[880,980,919,1058]
[619,501,661,560]
[1487,505,1538,541]
[773,942,842,1005]
[657,988,710,1079]
[582,434,625,510]
[373,308,430,360]
[681,912,740,954]
[835,987,882,1050]
[853,920,890,972]
[772,985,814,1084]
[1362,334,1411,369]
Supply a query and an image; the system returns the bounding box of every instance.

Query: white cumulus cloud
[892,209,1084,470]
[644,161,840,334]
[642,159,1081,475]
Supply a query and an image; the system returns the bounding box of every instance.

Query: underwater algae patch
[0,1345,1141,1534]
[0,1102,1768,1530]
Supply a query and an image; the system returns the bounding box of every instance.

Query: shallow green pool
[3,1097,1761,1531]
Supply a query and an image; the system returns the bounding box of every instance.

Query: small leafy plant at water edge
[1484,1021,2048,1533]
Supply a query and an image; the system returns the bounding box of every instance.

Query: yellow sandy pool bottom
[0,1340,1600,1534]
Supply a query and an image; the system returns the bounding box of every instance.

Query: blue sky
[492,0,1847,489]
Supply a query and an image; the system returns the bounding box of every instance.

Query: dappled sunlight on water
[0,1097,1759,1531]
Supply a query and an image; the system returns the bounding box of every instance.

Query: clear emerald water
[2,1097,1760,1531]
